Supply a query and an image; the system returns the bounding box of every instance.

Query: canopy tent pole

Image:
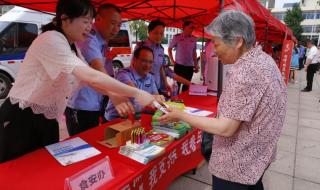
[136,27,138,43]
[201,27,205,83]
[217,0,224,99]
[201,28,205,51]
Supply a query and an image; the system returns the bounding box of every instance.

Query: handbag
[200,131,213,162]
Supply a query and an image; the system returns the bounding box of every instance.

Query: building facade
[165,27,182,44]
[259,0,275,9]
[271,0,320,42]
[0,5,13,16]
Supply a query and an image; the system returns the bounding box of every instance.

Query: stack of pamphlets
[146,131,174,147]
[119,141,164,164]
[152,110,192,139]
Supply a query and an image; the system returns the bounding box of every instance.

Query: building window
[302,25,313,33]
[272,13,285,21]
[302,25,320,33]
[302,12,320,20]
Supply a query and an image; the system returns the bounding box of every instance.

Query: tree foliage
[129,20,148,42]
[284,3,304,41]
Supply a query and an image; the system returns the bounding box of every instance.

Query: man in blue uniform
[168,21,199,92]
[105,46,164,121]
[66,4,124,135]
[134,20,169,95]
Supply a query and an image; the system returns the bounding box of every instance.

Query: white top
[306,46,318,64]
[8,31,88,119]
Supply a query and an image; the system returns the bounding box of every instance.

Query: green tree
[129,20,148,42]
[162,37,168,44]
[284,3,304,41]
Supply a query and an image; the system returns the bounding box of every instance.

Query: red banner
[119,129,204,190]
[279,40,294,85]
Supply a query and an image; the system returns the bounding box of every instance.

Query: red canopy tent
[0,0,295,43]
[0,0,144,12]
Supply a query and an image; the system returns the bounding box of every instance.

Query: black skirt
[0,99,59,163]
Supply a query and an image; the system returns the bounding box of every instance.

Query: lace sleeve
[32,31,88,80]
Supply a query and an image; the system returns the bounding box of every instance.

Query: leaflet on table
[184,107,213,117]
[45,137,101,166]
[119,142,164,164]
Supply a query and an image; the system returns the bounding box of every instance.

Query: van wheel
[0,73,12,99]
[112,61,123,75]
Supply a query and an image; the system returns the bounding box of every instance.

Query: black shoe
[301,88,311,92]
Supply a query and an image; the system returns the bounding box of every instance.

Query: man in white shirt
[302,40,319,92]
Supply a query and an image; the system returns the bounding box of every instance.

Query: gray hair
[206,10,256,48]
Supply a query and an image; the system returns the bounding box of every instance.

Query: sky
[275,0,300,8]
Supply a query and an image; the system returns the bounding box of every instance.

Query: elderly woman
[158,11,287,190]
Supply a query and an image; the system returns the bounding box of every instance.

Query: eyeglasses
[137,58,153,64]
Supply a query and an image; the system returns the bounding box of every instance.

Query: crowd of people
[0,0,290,189]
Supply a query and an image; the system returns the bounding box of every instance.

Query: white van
[0,7,53,98]
[109,21,133,74]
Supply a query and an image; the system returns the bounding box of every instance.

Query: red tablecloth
[0,93,217,190]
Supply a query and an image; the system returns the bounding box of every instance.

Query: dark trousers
[306,64,318,91]
[0,99,59,163]
[174,64,194,92]
[299,57,304,70]
[65,107,100,136]
[212,175,264,190]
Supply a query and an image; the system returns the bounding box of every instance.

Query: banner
[120,129,204,190]
[279,40,294,85]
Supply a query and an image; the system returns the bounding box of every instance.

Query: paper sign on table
[64,157,114,190]
[45,137,101,166]
[189,84,208,96]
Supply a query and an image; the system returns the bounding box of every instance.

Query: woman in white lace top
[0,0,154,163]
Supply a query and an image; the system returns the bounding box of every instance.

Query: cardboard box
[98,120,140,148]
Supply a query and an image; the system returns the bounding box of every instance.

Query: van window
[0,22,10,33]
[108,30,130,47]
[0,22,38,58]
[18,23,38,48]
[0,22,17,53]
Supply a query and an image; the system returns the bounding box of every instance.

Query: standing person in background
[302,40,318,92]
[134,20,169,96]
[0,0,154,163]
[298,43,306,70]
[66,4,123,136]
[204,39,217,81]
[289,46,300,83]
[200,39,209,81]
[168,21,199,92]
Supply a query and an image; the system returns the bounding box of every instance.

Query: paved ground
[1,70,319,190]
[168,70,320,190]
